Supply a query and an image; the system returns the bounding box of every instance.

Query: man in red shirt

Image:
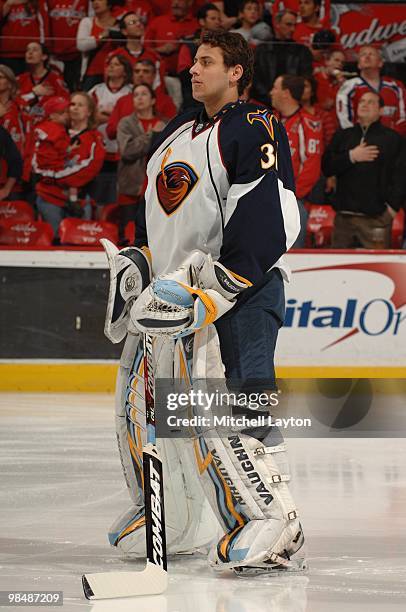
[106,58,177,140]
[271,74,323,246]
[145,0,198,75]
[293,0,327,46]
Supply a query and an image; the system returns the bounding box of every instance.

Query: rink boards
[0,248,405,391]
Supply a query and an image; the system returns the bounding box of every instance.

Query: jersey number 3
[260,143,276,170]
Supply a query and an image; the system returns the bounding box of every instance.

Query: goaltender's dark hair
[199,30,254,95]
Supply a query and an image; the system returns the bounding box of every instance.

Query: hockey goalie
[101,29,306,578]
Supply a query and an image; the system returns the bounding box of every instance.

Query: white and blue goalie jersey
[142,100,300,285]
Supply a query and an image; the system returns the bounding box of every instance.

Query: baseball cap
[43,96,70,115]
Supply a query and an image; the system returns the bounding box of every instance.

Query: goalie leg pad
[197,432,304,571]
[110,437,220,557]
[109,333,220,556]
[189,326,304,572]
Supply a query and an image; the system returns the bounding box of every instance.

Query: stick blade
[82,561,168,600]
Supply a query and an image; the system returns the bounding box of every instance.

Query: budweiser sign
[331,4,406,61]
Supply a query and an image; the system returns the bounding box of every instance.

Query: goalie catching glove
[101,239,152,343]
[130,251,252,337]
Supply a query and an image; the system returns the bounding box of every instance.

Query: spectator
[77,0,120,91]
[0,125,23,201]
[35,92,105,238]
[112,0,154,23]
[322,91,404,249]
[310,28,336,71]
[89,52,133,205]
[210,0,240,30]
[106,58,176,140]
[270,74,322,246]
[336,45,406,136]
[301,75,336,148]
[145,0,198,76]
[178,3,221,72]
[314,48,345,111]
[231,0,272,45]
[17,42,69,126]
[116,11,163,71]
[117,82,165,242]
[32,96,77,217]
[48,0,88,91]
[0,0,49,76]
[293,0,325,46]
[251,9,313,105]
[32,96,70,173]
[177,3,222,110]
[0,65,25,154]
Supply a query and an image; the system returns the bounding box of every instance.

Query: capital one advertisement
[331,2,406,62]
[277,252,406,367]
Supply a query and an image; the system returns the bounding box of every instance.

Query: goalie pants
[215,268,285,393]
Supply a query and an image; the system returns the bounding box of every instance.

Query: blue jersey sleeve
[218,106,300,285]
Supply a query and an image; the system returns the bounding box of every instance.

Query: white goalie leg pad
[101,238,151,343]
[109,333,219,556]
[189,326,304,572]
[111,437,220,557]
[108,332,146,548]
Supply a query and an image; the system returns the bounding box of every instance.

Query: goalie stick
[82,333,168,599]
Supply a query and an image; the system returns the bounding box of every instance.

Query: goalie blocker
[131,251,252,337]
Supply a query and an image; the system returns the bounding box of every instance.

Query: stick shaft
[142,334,167,571]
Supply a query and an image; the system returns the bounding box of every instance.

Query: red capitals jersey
[16,70,69,125]
[336,76,406,136]
[48,0,89,59]
[0,0,49,58]
[35,129,106,205]
[0,100,26,154]
[281,108,322,200]
[32,120,70,173]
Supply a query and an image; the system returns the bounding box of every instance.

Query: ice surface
[1,393,405,611]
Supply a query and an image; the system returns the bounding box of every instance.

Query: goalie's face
[190,44,241,111]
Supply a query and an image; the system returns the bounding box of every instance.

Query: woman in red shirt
[16,42,69,126]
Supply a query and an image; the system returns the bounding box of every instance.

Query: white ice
[1,393,405,612]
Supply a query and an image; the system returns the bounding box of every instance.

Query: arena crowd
[0,0,405,247]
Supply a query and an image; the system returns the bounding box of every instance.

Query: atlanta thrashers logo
[156,161,199,215]
[246,108,275,140]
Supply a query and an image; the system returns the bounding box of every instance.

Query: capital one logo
[285,262,406,349]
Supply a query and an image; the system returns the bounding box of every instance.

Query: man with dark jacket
[322,91,404,248]
[251,10,313,105]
